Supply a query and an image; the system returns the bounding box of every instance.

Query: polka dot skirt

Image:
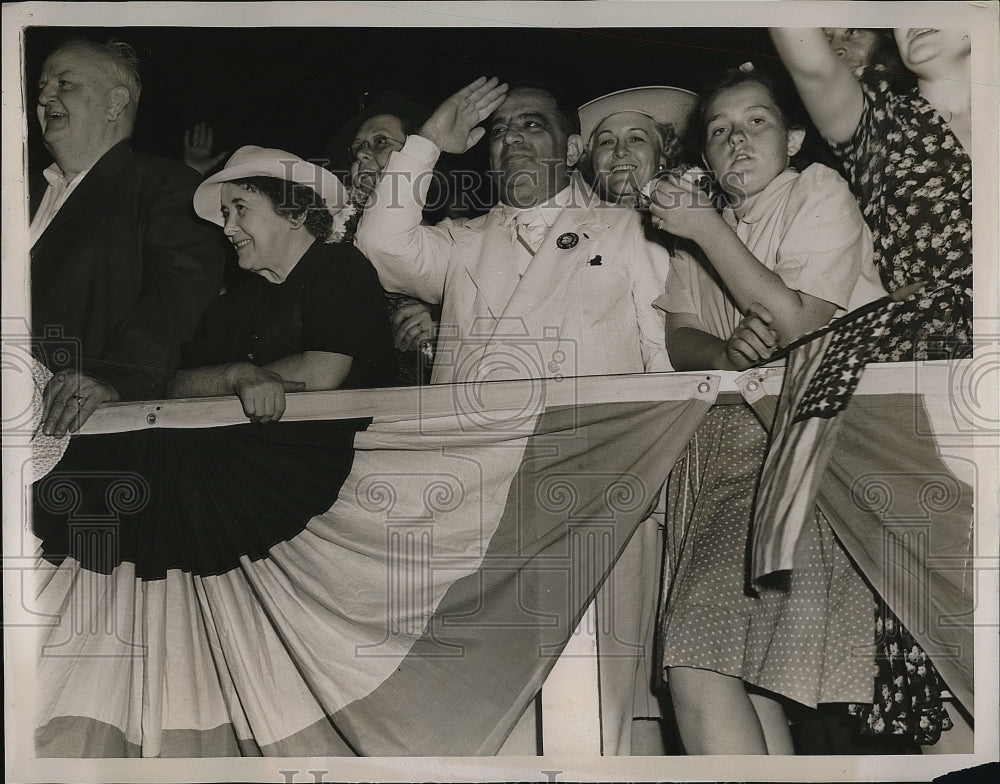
[656,404,874,707]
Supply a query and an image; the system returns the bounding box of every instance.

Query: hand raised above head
[419,76,509,154]
[183,122,229,177]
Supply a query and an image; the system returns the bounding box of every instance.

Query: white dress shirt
[29,163,92,247]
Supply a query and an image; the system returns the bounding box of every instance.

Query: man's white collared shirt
[29,163,92,247]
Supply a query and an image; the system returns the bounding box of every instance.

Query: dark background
[23,24,840,185]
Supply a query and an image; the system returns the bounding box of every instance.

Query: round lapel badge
[556,232,579,250]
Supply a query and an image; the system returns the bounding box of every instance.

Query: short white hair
[61,38,142,131]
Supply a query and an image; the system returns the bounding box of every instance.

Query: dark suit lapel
[31,141,131,253]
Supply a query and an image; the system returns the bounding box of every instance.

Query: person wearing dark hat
[324,91,432,200]
[324,91,440,384]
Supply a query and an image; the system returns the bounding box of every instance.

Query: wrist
[413,127,443,153]
[715,342,736,371]
[689,210,723,245]
[224,362,254,392]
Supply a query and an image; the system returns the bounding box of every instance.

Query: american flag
[791,296,902,423]
[750,284,951,578]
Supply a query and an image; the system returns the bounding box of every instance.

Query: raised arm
[354,136,453,303]
[419,76,509,154]
[357,77,507,300]
[769,28,864,143]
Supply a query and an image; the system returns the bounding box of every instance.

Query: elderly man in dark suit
[30,38,224,436]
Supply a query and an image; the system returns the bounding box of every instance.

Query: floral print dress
[829,68,972,361]
[830,68,965,744]
[848,604,954,745]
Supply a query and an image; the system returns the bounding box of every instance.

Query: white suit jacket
[356,136,671,384]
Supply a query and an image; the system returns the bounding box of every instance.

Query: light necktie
[512,208,547,274]
[514,208,547,252]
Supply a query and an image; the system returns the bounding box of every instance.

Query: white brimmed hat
[193,145,348,225]
[578,86,698,142]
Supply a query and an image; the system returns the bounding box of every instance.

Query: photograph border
[4,2,998,782]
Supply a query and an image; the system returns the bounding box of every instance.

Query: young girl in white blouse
[645,64,886,755]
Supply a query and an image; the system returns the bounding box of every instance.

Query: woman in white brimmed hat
[178,144,397,409]
[578,86,698,206]
[33,146,399,721]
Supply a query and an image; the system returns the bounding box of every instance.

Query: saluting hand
[419,76,509,154]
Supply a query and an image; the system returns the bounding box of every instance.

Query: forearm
[769,28,863,143]
[264,352,353,391]
[665,325,731,371]
[355,135,449,303]
[166,363,247,398]
[691,219,829,343]
[769,28,843,79]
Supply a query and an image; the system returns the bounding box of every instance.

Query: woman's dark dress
[34,240,397,579]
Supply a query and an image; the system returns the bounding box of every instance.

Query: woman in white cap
[34,147,396,596]
[578,85,698,207]
[564,86,698,757]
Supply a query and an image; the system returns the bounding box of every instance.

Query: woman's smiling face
[220,182,298,283]
[589,111,665,202]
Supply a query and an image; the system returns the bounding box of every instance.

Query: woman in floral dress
[770,28,972,361]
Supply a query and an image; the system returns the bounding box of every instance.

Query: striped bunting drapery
[31,372,716,757]
[747,348,978,715]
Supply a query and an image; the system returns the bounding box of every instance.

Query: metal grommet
[697,381,711,394]
[146,412,157,425]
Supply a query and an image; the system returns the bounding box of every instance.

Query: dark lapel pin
[556,232,579,249]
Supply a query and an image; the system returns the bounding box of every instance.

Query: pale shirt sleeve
[355,134,455,305]
[772,165,878,312]
[654,245,698,318]
[630,228,672,372]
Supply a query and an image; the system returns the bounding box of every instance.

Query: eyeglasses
[347,134,405,160]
